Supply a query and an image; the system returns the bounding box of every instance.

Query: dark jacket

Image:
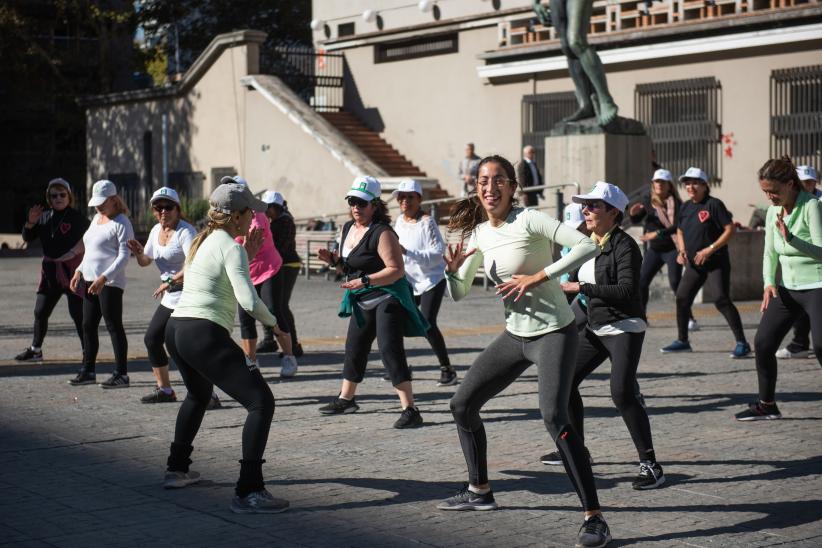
[270,212,300,264]
[572,227,645,328]
[516,159,543,207]
[628,190,680,253]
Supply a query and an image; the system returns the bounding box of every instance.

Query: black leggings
[263,266,301,347]
[343,297,412,387]
[239,276,291,340]
[570,329,655,461]
[414,279,450,367]
[82,285,128,375]
[449,323,600,512]
[639,247,682,311]
[32,290,83,348]
[754,286,822,402]
[145,305,173,368]
[165,317,275,497]
[785,312,811,353]
[675,256,746,343]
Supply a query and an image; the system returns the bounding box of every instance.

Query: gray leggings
[449,322,600,511]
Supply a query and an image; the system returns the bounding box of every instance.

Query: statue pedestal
[544,125,652,199]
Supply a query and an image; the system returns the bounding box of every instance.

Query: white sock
[31,346,41,352]
[468,485,490,495]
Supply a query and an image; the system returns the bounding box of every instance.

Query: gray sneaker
[230,489,290,514]
[163,470,201,489]
[280,355,298,378]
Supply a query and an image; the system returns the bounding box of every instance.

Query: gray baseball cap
[209,182,267,214]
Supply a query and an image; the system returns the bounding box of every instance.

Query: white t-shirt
[77,213,134,290]
[144,220,196,309]
[577,256,647,336]
[394,215,447,295]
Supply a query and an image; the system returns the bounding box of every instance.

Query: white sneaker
[163,470,201,489]
[280,355,298,378]
[775,347,811,359]
[244,354,259,371]
[688,319,700,332]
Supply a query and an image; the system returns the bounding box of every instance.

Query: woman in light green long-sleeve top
[736,156,822,421]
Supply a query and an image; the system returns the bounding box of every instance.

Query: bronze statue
[532,0,619,127]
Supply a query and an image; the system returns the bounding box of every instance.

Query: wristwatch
[360,274,371,288]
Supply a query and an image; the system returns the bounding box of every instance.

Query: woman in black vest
[17,178,89,362]
[317,176,428,429]
[546,181,665,491]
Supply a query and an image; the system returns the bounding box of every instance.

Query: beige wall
[341,24,822,220]
[242,89,359,218]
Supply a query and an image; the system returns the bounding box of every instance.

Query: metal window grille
[260,46,344,112]
[210,167,236,191]
[168,171,205,200]
[635,77,722,184]
[374,33,458,64]
[107,172,143,224]
[521,92,577,170]
[770,64,822,169]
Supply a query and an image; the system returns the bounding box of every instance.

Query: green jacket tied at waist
[338,278,431,337]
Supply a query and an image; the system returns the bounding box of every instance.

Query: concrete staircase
[321,111,427,178]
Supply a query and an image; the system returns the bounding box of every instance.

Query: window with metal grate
[770,64,822,169]
[374,33,458,64]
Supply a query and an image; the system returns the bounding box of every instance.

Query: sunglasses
[683,179,706,186]
[152,203,176,212]
[396,193,417,201]
[347,197,370,208]
[581,201,605,211]
[49,192,68,199]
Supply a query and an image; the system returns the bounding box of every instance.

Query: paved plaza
[1,257,821,547]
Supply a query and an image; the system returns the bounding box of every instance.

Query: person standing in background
[516,145,544,207]
[17,178,89,362]
[459,143,481,198]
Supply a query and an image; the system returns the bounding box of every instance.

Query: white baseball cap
[391,179,422,199]
[150,186,180,205]
[261,190,285,207]
[88,179,117,207]
[679,167,708,183]
[346,176,381,202]
[572,181,629,212]
[563,202,585,229]
[652,169,673,183]
[797,165,818,182]
[220,175,249,187]
[47,178,71,193]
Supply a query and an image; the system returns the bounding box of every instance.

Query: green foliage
[137,45,169,87]
[180,197,210,225]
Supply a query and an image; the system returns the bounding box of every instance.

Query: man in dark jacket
[516,145,544,207]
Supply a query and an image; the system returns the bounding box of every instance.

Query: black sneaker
[141,388,177,404]
[68,370,96,386]
[100,373,130,389]
[436,484,497,511]
[734,401,782,421]
[437,367,458,386]
[256,338,278,354]
[393,406,423,429]
[319,396,359,415]
[206,394,222,410]
[15,347,42,361]
[540,447,593,466]
[632,461,665,490]
[576,514,611,548]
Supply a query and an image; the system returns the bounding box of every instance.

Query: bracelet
[709,243,716,250]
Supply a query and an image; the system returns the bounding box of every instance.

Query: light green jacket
[763,191,822,290]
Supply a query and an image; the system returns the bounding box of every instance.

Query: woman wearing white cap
[392,179,456,386]
[221,176,298,378]
[317,176,428,429]
[437,156,610,548]
[68,180,134,387]
[735,157,822,421]
[17,178,89,362]
[548,182,665,490]
[628,169,697,330]
[162,181,289,513]
[127,187,197,404]
[660,167,750,357]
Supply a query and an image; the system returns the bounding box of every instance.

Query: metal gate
[635,77,722,184]
[260,46,344,112]
[770,64,822,169]
[521,92,577,171]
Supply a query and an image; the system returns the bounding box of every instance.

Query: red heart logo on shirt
[698,211,710,223]
[60,222,71,234]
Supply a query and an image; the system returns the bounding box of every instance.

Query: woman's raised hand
[318,248,339,266]
[127,239,144,256]
[27,204,44,226]
[243,227,263,260]
[444,241,475,273]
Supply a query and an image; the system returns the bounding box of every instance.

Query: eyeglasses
[347,197,370,208]
[49,192,68,199]
[396,193,417,201]
[477,176,511,188]
[581,201,605,211]
[152,203,176,212]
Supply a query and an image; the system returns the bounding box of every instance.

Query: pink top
[236,212,281,285]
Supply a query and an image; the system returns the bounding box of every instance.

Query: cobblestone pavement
[1,257,821,547]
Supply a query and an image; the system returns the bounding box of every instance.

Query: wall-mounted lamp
[418,0,433,13]
[310,19,323,31]
[362,9,377,22]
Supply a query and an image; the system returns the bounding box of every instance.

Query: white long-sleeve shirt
[77,213,134,290]
[173,229,277,332]
[394,214,447,295]
[447,207,599,337]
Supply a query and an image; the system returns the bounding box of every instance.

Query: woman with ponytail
[435,156,612,548]
[735,157,822,421]
[161,182,290,514]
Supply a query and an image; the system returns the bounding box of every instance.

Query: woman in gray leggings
[435,155,611,548]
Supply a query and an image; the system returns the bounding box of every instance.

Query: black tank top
[341,221,395,299]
